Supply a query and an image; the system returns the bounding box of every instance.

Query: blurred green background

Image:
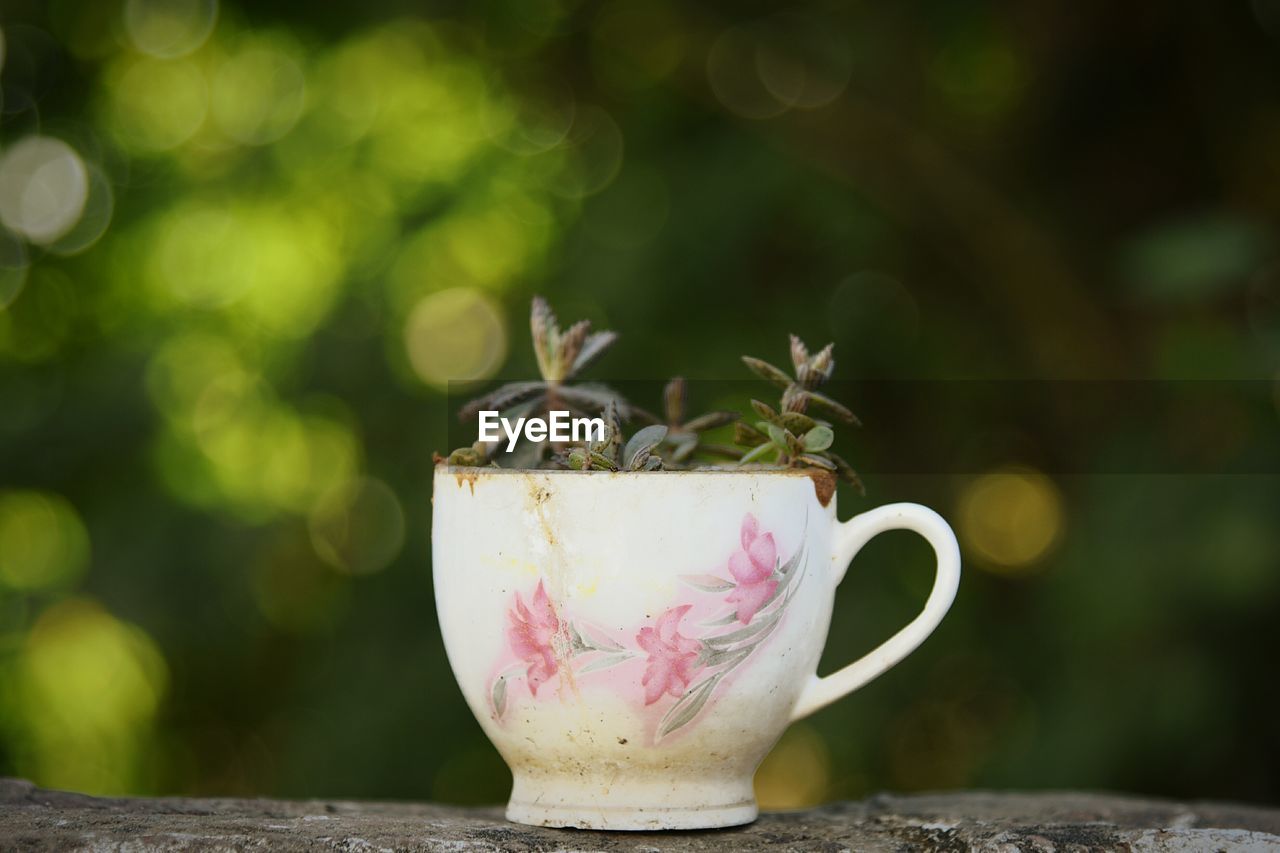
[1,0,1278,808]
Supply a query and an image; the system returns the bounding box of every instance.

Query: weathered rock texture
[2,777,1278,851]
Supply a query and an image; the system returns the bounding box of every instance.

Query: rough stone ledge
[2,777,1278,852]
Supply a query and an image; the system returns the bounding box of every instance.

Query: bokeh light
[145,332,249,422]
[145,332,359,520]
[210,36,306,145]
[707,24,787,120]
[195,404,359,519]
[0,136,90,245]
[754,13,851,110]
[124,0,218,59]
[13,599,167,793]
[46,164,114,256]
[403,287,508,388]
[957,468,1065,572]
[590,1,686,92]
[0,490,90,591]
[490,79,576,155]
[549,105,625,198]
[1122,214,1271,305]
[754,724,831,809]
[308,477,406,576]
[148,203,253,308]
[146,201,341,336]
[389,195,554,307]
[104,56,209,153]
[929,21,1026,119]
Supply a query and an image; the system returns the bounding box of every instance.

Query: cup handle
[790,502,961,721]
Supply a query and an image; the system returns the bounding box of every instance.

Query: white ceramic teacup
[431,467,960,830]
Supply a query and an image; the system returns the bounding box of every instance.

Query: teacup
[431,467,960,830]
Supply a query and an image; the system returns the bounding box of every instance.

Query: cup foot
[506,798,758,831]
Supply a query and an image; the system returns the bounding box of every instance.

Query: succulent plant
[652,377,740,465]
[442,308,868,491]
[560,402,667,471]
[735,335,864,492]
[449,297,629,466]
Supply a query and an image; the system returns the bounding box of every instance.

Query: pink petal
[527,654,557,696]
[674,634,702,658]
[656,605,691,644]
[732,550,757,584]
[636,626,659,654]
[642,659,671,705]
[748,532,776,576]
[514,594,532,623]
[507,624,535,659]
[740,514,759,551]
[729,550,769,585]
[531,581,558,630]
[727,579,777,624]
[670,656,697,693]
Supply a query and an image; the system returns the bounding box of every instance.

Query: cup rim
[435,464,839,505]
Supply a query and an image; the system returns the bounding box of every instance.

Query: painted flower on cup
[490,512,807,740]
[506,580,560,696]
[636,605,703,705]
[725,513,778,623]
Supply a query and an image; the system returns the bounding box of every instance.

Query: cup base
[506,798,758,831]
[505,770,759,830]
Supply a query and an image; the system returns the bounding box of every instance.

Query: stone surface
[2,778,1279,851]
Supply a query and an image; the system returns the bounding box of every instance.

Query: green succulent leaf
[447,446,485,466]
[588,450,619,471]
[741,356,792,389]
[750,399,779,422]
[600,401,623,462]
[796,453,836,470]
[802,425,834,452]
[784,430,804,455]
[738,442,775,465]
[625,425,668,469]
[765,422,789,450]
[800,390,860,425]
[778,411,817,435]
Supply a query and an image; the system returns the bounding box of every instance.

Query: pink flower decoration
[506,580,560,696]
[725,513,778,624]
[637,605,703,705]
